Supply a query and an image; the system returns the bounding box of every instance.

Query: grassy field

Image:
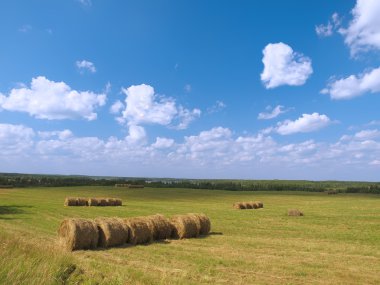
[0,186,379,285]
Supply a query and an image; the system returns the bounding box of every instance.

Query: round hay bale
[77,197,88,206]
[288,209,304,216]
[250,202,259,209]
[256,201,264,208]
[244,202,253,209]
[189,213,211,236]
[106,198,116,206]
[124,217,153,245]
[146,214,172,240]
[98,198,107,207]
[64,197,77,206]
[114,198,122,206]
[170,214,199,239]
[233,202,245,209]
[88,198,98,206]
[58,218,98,251]
[95,217,129,248]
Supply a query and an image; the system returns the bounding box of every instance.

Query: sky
[1,0,380,181]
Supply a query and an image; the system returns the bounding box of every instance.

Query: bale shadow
[0,205,33,220]
[91,239,172,251]
[209,231,223,236]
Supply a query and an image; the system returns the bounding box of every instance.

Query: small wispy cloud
[207,100,226,114]
[258,105,289,120]
[184,84,192,93]
[18,25,32,33]
[77,0,92,6]
[76,60,96,73]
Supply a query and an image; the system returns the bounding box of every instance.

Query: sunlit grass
[1,187,379,284]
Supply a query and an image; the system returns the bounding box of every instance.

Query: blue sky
[1,0,380,180]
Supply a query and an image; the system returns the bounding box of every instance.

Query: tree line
[1,173,379,194]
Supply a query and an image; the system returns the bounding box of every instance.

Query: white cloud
[207,100,226,114]
[110,100,124,114]
[3,122,380,179]
[116,84,200,129]
[354,129,380,140]
[0,123,34,155]
[0,76,106,120]
[125,125,147,145]
[316,12,341,37]
[152,137,175,149]
[275,113,331,135]
[174,106,201,130]
[340,0,380,55]
[260,42,313,89]
[316,23,333,37]
[258,105,288,120]
[38,129,73,140]
[76,60,96,73]
[322,67,380,100]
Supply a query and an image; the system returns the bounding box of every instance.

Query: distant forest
[0,173,379,194]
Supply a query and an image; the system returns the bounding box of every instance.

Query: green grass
[1,186,380,284]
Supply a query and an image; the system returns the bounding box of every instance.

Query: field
[0,186,379,285]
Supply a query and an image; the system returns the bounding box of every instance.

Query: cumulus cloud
[258,105,288,120]
[0,123,34,155]
[125,125,147,145]
[321,67,380,100]
[260,42,313,89]
[110,100,124,114]
[152,137,175,149]
[0,76,106,120]
[115,84,200,129]
[340,0,380,55]
[275,113,331,135]
[3,122,380,179]
[76,60,96,73]
[38,129,73,140]
[354,129,380,140]
[316,12,341,37]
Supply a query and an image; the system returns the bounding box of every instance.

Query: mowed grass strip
[0,186,379,284]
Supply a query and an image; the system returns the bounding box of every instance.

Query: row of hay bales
[233,201,263,209]
[64,197,122,207]
[58,213,211,251]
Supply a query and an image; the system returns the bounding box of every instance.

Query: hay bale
[77,197,88,206]
[233,202,245,209]
[114,198,122,206]
[106,198,116,206]
[124,217,153,245]
[288,209,304,216]
[170,214,199,239]
[95,217,129,248]
[189,213,211,236]
[98,198,107,206]
[88,198,98,206]
[145,214,172,240]
[244,202,253,209]
[64,197,77,206]
[256,201,264,208]
[250,202,259,209]
[58,218,98,251]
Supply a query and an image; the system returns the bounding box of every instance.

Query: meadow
[0,186,379,284]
